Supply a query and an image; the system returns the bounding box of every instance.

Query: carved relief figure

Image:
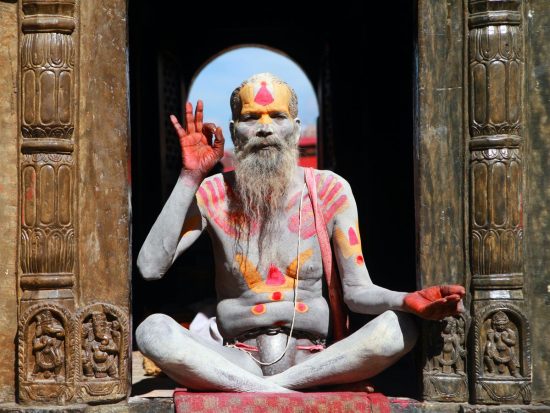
[81,312,120,379]
[484,311,521,378]
[432,317,465,375]
[32,310,65,380]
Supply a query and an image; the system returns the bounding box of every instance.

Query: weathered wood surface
[523,0,550,401]
[0,1,19,402]
[416,0,466,290]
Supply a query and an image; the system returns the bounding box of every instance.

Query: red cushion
[174,390,390,413]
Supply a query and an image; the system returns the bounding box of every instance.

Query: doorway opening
[128,1,417,397]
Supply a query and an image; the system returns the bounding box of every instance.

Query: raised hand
[403,285,465,320]
[170,100,225,175]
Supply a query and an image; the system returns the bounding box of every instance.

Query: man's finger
[444,294,461,302]
[185,102,195,134]
[202,123,217,145]
[213,127,225,156]
[195,100,204,133]
[441,285,466,298]
[170,115,186,136]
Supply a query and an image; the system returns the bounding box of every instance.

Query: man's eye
[240,114,259,121]
[271,113,287,119]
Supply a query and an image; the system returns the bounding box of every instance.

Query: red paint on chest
[271,291,283,301]
[356,255,364,265]
[254,81,274,106]
[266,265,285,286]
[296,302,309,313]
[251,304,266,315]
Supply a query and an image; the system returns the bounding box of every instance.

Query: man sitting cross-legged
[135,73,465,393]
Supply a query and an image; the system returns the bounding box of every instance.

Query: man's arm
[330,172,464,319]
[137,100,224,280]
[137,170,207,280]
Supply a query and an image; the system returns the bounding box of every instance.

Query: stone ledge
[1,398,549,413]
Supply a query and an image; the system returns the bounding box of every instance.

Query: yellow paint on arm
[334,222,362,259]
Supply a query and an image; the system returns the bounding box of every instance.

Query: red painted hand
[403,285,465,320]
[170,100,225,175]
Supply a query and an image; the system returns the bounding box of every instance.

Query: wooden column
[17,0,78,404]
[467,0,531,404]
[17,0,129,405]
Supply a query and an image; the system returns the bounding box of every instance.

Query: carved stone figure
[135,73,465,392]
[32,310,65,380]
[432,317,465,375]
[484,311,521,378]
[81,312,120,379]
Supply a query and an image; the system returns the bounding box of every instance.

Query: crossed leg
[136,310,417,392]
[135,313,294,393]
[265,310,418,390]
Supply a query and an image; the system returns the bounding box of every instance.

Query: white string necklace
[242,180,307,366]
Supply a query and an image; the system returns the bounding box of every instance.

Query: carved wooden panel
[18,303,76,404]
[76,303,129,403]
[423,315,468,402]
[467,0,531,404]
[473,303,531,404]
[18,0,79,404]
[20,153,76,296]
[416,0,468,402]
[18,0,77,307]
[21,32,75,141]
[470,148,522,285]
[469,24,522,138]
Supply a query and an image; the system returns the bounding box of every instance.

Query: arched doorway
[128,1,417,396]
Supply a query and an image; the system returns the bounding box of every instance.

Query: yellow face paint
[239,81,292,124]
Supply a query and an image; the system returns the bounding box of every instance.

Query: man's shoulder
[198,171,234,188]
[196,172,234,206]
[308,168,351,191]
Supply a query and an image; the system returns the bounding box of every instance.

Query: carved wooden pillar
[19,0,77,308]
[17,1,129,405]
[17,0,78,404]
[467,0,531,404]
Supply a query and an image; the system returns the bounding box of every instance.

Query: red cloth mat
[174,389,390,413]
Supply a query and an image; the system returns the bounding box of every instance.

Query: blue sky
[188,47,318,149]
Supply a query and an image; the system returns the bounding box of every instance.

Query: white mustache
[241,137,286,155]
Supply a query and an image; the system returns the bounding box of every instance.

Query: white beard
[232,136,298,266]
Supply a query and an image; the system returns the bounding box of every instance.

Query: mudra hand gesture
[170,100,225,175]
[404,285,465,320]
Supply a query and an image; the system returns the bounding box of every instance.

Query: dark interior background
[129,1,418,397]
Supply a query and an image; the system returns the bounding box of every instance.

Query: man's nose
[256,125,273,138]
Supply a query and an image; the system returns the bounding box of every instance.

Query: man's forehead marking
[254,81,275,106]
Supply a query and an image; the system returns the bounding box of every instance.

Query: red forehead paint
[254,81,274,106]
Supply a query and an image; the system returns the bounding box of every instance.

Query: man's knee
[136,313,178,357]
[370,310,418,358]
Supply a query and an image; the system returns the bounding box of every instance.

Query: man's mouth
[249,142,281,152]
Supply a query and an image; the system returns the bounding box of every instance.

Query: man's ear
[229,120,236,144]
[292,118,301,144]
